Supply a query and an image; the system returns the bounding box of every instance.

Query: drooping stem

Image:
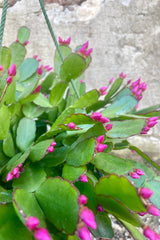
[0,0,8,50]
[38,0,63,62]
[0,84,8,104]
[38,0,80,99]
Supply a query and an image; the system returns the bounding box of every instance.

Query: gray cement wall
[0,0,160,161]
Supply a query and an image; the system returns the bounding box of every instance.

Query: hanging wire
[0,0,8,50]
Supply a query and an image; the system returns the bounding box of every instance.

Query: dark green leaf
[17,26,30,44]
[73,90,99,108]
[41,72,56,93]
[36,177,79,234]
[105,78,123,102]
[3,132,15,157]
[16,118,36,151]
[0,186,12,204]
[62,164,86,181]
[50,81,68,106]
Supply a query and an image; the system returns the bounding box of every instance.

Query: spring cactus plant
[0,25,160,240]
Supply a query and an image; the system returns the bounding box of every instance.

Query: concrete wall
[0,0,160,161]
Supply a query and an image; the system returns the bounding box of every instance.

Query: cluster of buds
[95,135,107,153]
[6,164,24,182]
[119,72,127,79]
[47,141,56,153]
[99,86,108,96]
[25,216,51,240]
[37,64,53,76]
[91,112,113,132]
[58,36,71,45]
[6,63,16,85]
[129,168,145,179]
[16,38,29,46]
[130,78,147,101]
[77,41,93,58]
[141,117,159,134]
[33,55,42,62]
[77,195,97,240]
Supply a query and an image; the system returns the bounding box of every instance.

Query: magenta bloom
[79,207,97,229]
[78,195,88,205]
[34,228,51,240]
[96,143,107,153]
[139,188,153,199]
[8,63,16,76]
[68,122,76,129]
[26,216,39,231]
[147,204,160,216]
[96,135,104,144]
[80,175,88,182]
[78,226,91,240]
[6,76,13,85]
[37,67,43,76]
[143,226,157,240]
[105,123,113,131]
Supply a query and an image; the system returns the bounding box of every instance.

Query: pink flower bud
[131,85,139,94]
[78,226,91,240]
[78,195,88,205]
[8,63,16,76]
[135,169,145,176]
[83,41,89,49]
[34,228,51,240]
[109,78,114,84]
[37,67,43,76]
[68,122,76,129]
[130,172,140,179]
[137,95,143,101]
[79,207,97,229]
[19,167,24,172]
[6,172,14,182]
[143,226,156,240]
[12,167,19,175]
[99,86,108,96]
[127,79,132,84]
[80,79,84,83]
[33,55,38,59]
[58,37,63,44]
[119,72,127,79]
[91,112,102,121]
[131,79,140,88]
[84,48,93,57]
[18,164,22,168]
[24,40,29,46]
[0,65,3,71]
[51,141,56,147]
[138,212,147,216]
[141,130,148,134]
[141,83,147,91]
[16,38,19,42]
[143,127,150,132]
[147,204,160,216]
[80,175,88,182]
[105,123,113,131]
[97,205,104,212]
[79,45,86,54]
[66,37,71,44]
[6,76,13,85]
[26,216,40,230]
[148,117,159,121]
[136,89,142,97]
[147,121,158,128]
[131,150,136,153]
[47,146,54,153]
[33,85,41,94]
[96,135,104,143]
[14,172,20,179]
[99,117,110,124]
[96,143,107,153]
[139,188,153,199]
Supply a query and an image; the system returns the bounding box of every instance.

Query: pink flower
[34,228,51,240]
[83,41,89,49]
[68,122,76,129]
[37,67,43,76]
[6,76,13,85]
[139,188,153,199]
[99,86,108,95]
[119,72,127,79]
[130,172,140,179]
[143,226,157,240]
[91,112,102,121]
[33,85,41,94]
[26,216,39,231]
[78,195,88,205]
[95,143,107,153]
[105,123,113,131]
[6,172,14,182]
[79,207,97,229]
[80,175,88,182]
[109,78,114,84]
[58,36,71,45]
[8,63,16,77]
[135,169,145,176]
[96,135,104,143]
[47,146,54,153]
[147,204,160,216]
[78,226,91,240]
[97,205,104,212]
[51,141,56,147]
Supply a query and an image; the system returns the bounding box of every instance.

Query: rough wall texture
[0,0,160,161]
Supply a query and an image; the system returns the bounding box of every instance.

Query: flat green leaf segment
[0,105,11,140]
[105,78,123,102]
[50,81,68,106]
[66,138,96,166]
[13,189,46,228]
[96,195,141,227]
[19,58,38,82]
[145,179,160,209]
[17,26,30,44]
[0,186,12,204]
[91,211,114,239]
[13,164,46,192]
[64,113,95,125]
[72,90,99,108]
[54,45,72,74]
[3,132,15,157]
[16,118,36,151]
[0,47,11,69]
[10,42,26,67]
[36,178,79,234]
[0,205,32,240]
[93,153,133,175]
[107,119,145,138]
[102,95,137,118]
[95,175,146,212]
[121,220,145,240]
[60,53,86,81]
[62,164,86,181]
